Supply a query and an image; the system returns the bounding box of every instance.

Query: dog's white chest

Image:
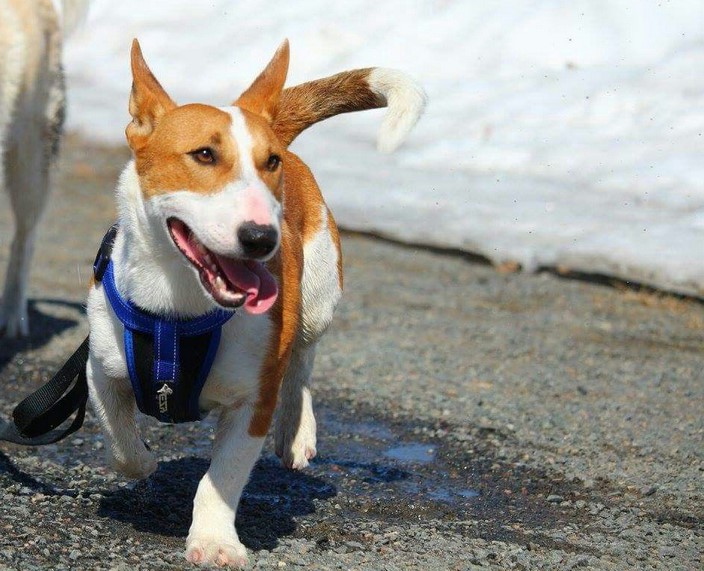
[198,312,273,409]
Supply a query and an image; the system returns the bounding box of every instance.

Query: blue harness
[94,225,235,423]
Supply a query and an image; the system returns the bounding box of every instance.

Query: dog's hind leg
[0,65,64,338]
[274,341,318,470]
[0,135,51,337]
[275,204,343,470]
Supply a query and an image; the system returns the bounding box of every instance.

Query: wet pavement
[0,395,605,569]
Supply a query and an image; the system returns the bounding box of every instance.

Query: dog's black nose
[238,222,279,259]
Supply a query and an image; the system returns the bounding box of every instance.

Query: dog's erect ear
[126,39,176,147]
[234,40,289,122]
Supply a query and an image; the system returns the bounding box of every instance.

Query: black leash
[0,338,89,445]
[0,224,118,446]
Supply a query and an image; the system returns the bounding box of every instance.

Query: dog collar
[96,226,235,423]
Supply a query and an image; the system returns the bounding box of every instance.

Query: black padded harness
[97,226,235,423]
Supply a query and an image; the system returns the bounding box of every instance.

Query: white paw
[0,307,29,338]
[275,413,317,471]
[185,534,248,568]
[106,445,157,480]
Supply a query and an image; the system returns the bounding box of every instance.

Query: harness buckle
[93,224,119,282]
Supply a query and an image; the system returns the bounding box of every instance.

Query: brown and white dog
[86,39,425,567]
[0,0,89,337]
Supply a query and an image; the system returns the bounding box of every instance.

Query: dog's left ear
[234,40,289,123]
[126,39,176,149]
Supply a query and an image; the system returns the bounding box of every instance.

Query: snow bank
[63,0,704,296]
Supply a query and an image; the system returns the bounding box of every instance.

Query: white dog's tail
[274,67,426,152]
[58,0,90,36]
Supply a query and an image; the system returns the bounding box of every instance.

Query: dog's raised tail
[274,67,426,152]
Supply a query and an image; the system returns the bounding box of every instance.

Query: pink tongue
[215,255,278,315]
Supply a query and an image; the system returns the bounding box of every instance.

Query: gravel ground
[0,137,702,570]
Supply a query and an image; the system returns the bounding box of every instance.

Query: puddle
[427,487,480,502]
[308,401,599,553]
[384,443,436,463]
[315,407,471,514]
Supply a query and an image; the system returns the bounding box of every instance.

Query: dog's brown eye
[190,147,216,165]
[266,153,281,171]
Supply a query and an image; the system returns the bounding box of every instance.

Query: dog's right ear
[234,40,289,123]
[126,39,176,149]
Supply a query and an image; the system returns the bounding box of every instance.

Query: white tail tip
[368,68,427,153]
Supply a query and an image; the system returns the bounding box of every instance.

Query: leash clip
[93,224,119,282]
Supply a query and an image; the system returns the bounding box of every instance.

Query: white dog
[86,39,424,567]
[0,0,88,337]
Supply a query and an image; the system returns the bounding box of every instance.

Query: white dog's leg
[86,355,157,479]
[274,342,317,470]
[0,138,50,338]
[186,405,264,568]
[0,25,64,337]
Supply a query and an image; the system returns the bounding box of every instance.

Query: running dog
[86,39,425,567]
[0,0,88,337]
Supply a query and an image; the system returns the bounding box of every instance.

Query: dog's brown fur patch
[132,104,243,197]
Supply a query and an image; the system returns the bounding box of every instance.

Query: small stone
[659,546,676,558]
[546,494,564,503]
[640,485,657,496]
[566,556,590,568]
[589,502,605,515]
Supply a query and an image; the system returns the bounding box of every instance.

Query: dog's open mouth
[167,218,278,314]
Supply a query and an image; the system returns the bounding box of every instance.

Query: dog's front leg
[185,404,264,568]
[86,355,157,479]
[186,405,264,567]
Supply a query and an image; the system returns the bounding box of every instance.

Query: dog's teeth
[214,276,225,290]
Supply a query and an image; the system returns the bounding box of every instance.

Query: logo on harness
[157,383,174,413]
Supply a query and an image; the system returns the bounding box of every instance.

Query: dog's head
[124,39,289,315]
